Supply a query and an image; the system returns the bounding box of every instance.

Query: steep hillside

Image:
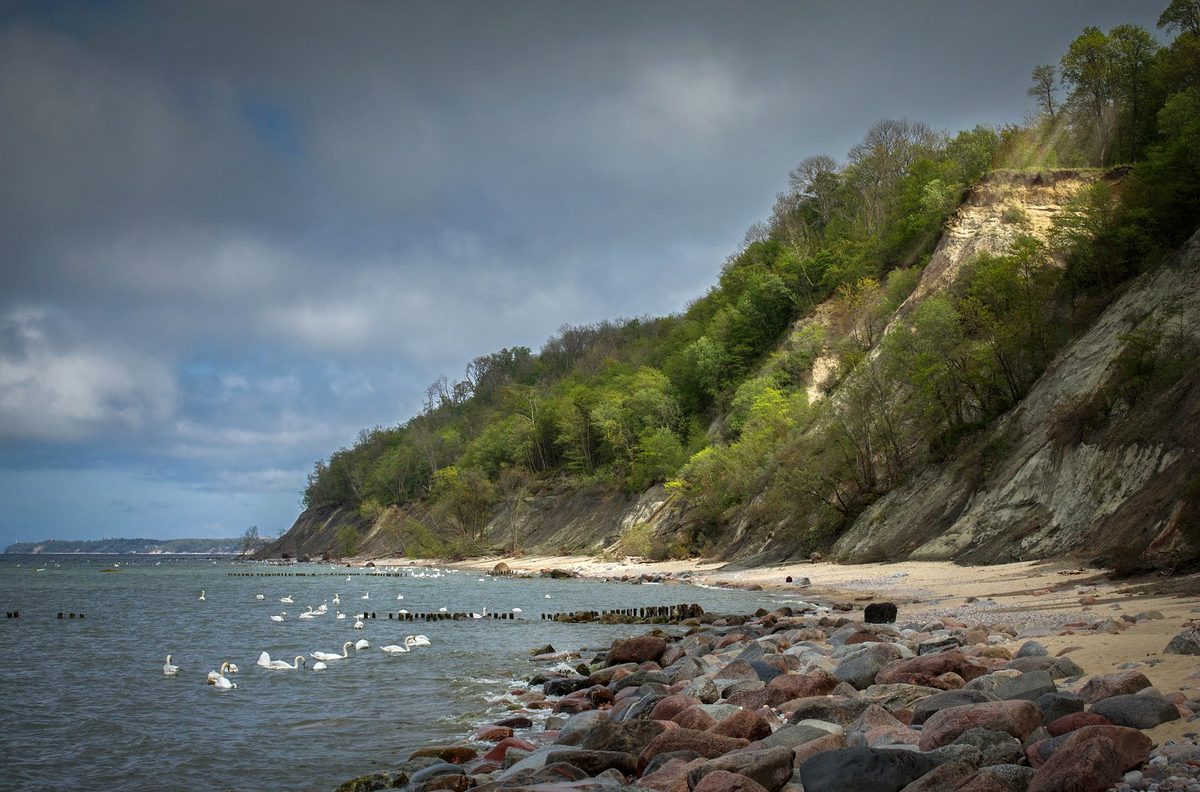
[833,229,1200,568]
[266,167,1199,570]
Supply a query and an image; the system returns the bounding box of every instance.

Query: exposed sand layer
[371,554,1200,744]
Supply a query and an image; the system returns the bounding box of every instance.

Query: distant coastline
[4,537,246,555]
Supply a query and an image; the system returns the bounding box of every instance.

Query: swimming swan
[312,660,327,671]
[208,662,237,689]
[255,594,264,600]
[381,643,409,654]
[163,654,179,675]
[271,612,286,622]
[361,593,369,600]
[280,596,293,604]
[332,594,340,604]
[406,634,431,647]
[311,641,353,662]
[353,619,364,629]
[198,590,205,601]
[257,652,306,670]
[354,639,369,650]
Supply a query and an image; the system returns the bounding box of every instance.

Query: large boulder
[711,709,773,741]
[1087,691,1181,729]
[767,669,840,700]
[950,727,1023,767]
[607,635,666,665]
[1077,670,1152,704]
[1046,711,1110,737]
[864,603,898,623]
[918,700,1042,750]
[692,770,770,792]
[785,696,873,725]
[1027,726,1151,792]
[835,647,903,690]
[799,747,939,792]
[637,727,749,770]
[1164,628,1200,655]
[543,748,636,777]
[876,650,988,689]
[688,746,796,792]
[910,689,999,726]
[578,718,665,753]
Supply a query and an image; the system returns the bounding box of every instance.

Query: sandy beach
[370,554,1200,746]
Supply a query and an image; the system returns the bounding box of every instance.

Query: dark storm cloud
[0,0,1164,541]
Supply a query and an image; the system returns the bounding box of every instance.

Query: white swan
[208,662,237,689]
[406,634,431,647]
[332,594,340,604]
[312,660,327,671]
[255,594,264,600]
[438,607,448,613]
[257,652,305,670]
[280,596,293,604]
[311,641,353,662]
[336,611,345,620]
[397,593,404,600]
[298,608,316,620]
[361,593,369,600]
[512,608,522,614]
[471,609,485,619]
[381,643,409,654]
[354,639,369,650]
[271,612,286,622]
[353,619,364,629]
[199,590,205,601]
[163,654,179,675]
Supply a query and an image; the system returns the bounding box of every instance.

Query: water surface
[0,555,812,791]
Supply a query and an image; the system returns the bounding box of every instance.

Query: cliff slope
[266,169,1199,569]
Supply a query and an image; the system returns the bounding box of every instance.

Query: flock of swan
[166,586,434,690]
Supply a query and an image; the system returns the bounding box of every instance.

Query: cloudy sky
[0,1,1162,545]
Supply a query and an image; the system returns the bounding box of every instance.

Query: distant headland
[4,537,245,554]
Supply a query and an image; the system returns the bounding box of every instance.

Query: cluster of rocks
[336,608,1200,792]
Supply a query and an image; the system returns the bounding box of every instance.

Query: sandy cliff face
[833,229,1200,568]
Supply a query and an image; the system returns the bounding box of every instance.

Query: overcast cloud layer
[0,1,1163,544]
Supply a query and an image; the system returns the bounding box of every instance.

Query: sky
[0,0,1165,545]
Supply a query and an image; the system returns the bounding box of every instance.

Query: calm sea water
[0,555,809,791]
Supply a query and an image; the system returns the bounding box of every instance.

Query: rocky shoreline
[335,597,1200,792]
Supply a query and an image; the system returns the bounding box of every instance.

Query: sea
[0,554,813,791]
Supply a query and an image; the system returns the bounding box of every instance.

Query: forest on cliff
[293,2,1200,562]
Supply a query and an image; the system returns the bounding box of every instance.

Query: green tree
[1061,26,1117,164]
[1109,24,1159,160]
[1028,64,1059,119]
[1158,0,1200,37]
[240,525,263,557]
[430,466,497,545]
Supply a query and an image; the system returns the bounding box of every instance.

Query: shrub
[616,522,655,558]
